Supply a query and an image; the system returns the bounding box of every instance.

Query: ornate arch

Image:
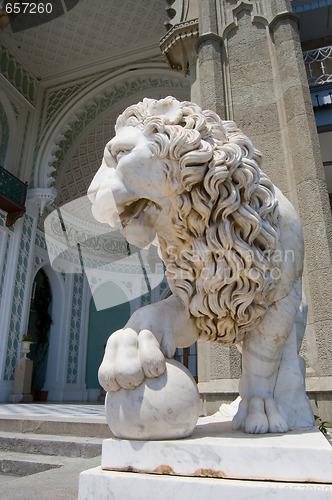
[34,66,190,192]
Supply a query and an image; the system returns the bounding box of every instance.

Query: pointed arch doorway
[27,268,53,399]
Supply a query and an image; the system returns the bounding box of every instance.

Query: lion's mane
[116,97,280,344]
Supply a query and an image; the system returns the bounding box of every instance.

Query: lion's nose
[104,147,113,167]
[87,182,99,202]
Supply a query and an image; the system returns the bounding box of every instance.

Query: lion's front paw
[232,396,289,434]
[98,328,144,392]
[98,327,168,392]
[138,329,166,378]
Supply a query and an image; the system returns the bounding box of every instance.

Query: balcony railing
[0,165,27,227]
[293,0,332,12]
[303,45,332,86]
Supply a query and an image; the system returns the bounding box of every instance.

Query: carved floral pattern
[66,273,84,384]
[4,214,33,380]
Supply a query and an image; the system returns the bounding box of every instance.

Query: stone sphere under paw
[105,358,200,440]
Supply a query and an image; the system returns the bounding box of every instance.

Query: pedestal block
[9,357,33,403]
[79,468,332,500]
[78,416,332,500]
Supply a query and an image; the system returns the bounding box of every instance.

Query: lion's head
[88,96,280,344]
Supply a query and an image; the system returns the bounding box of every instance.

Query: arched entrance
[86,282,131,391]
[27,268,53,399]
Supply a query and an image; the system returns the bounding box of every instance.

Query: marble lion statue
[88,96,314,434]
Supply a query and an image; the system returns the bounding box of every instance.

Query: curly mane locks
[116,97,280,344]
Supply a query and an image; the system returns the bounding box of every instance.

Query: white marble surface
[101,416,332,484]
[88,96,314,434]
[79,468,332,500]
[104,359,200,440]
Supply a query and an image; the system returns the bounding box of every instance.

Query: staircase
[0,410,111,500]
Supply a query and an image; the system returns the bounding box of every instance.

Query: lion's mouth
[119,198,156,227]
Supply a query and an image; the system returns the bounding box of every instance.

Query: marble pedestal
[78,415,332,500]
[79,468,332,500]
[9,357,33,403]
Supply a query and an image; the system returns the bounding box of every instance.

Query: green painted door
[85,283,131,389]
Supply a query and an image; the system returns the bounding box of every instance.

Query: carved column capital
[160,18,199,74]
[27,187,57,215]
[160,0,199,74]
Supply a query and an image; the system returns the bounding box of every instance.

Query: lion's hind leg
[233,280,302,434]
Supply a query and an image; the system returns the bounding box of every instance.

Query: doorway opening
[27,268,53,399]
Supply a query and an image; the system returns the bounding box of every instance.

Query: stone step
[0,430,103,458]
[0,414,110,438]
[0,454,102,500]
[0,450,74,477]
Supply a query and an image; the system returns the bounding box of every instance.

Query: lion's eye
[116,150,127,161]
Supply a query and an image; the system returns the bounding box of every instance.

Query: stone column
[196,0,226,117]
[0,207,38,398]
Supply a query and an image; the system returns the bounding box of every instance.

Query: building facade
[0,0,331,419]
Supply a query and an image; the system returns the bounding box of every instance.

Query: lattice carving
[58,116,114,205]
[45,83,86,132]
[1,0,166,80]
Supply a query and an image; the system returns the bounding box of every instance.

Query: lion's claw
[98,363,121,392]
[265,398,289,433]
[139,329,166,378]
[245,411,269,434]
